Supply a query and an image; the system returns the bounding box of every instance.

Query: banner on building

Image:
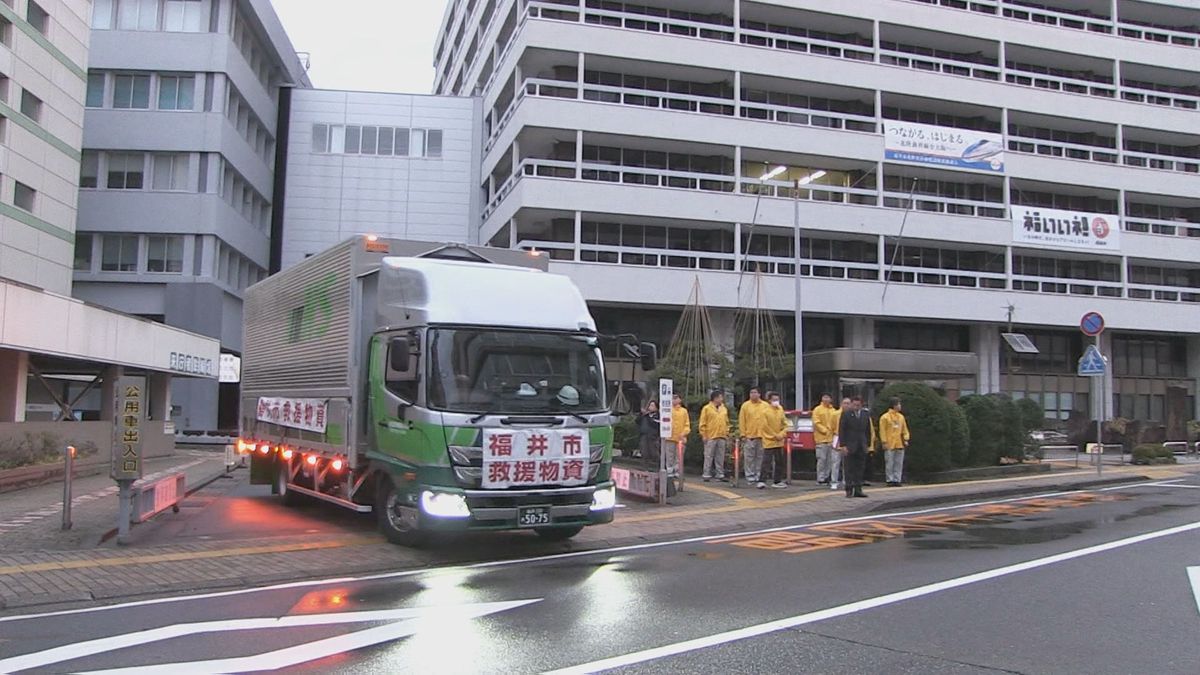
[884,121,1005,173]
[1011,206,1121,251]
[256,397,328,433]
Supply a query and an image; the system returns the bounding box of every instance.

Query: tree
[876,382,967,474]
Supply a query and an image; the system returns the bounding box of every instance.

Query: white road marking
[0,600,539,673]
[1151,484,1200,489]
[0,479,1183,624]
[546,520,1200,674]
[1188,567,1200,617]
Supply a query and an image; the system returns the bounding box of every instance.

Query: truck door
[368,332,432,464]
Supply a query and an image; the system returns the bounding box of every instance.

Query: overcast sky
[271,0,452,94]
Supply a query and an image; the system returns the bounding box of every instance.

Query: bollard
[676,440,685,493]
[732,438,740,489]
[785,437,793,485]
[61,445,75,530]
[658,437,667,506]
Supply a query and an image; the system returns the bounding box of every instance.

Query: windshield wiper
[468,410,499,424]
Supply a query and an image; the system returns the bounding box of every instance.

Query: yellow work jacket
[668,405,691,444]
[698,402,730,441]
[812,403,837,444]
[762,404,789,449]
[738,399,772,439]
[879,409,910,450]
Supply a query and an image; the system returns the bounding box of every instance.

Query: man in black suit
[837,395,872,498]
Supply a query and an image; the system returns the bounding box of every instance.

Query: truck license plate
[518,505,551,527]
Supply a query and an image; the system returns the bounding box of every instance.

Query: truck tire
[535,525,585,541]
[277,458,305,507]
[376,478,429,548]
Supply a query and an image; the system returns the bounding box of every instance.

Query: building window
[112,74,150,109]
[311,123,329,153]
[117,0,158,31]
[157,74,194,110]
[80,150,99,188]
[427,130,443,158]
[163,0,203,32]
[27,1,49,35]
[86,72,105,107]
[146,235,184,273]
[91,0,113,29]
[101,234,139,272]
[74,233,94,271]
[12,180,35,212]
[0,16,13,47]
[107,152,145,189]
[19,90,42,122]
[0,74,9,103]
[152,153,188,190]
[310,124,445,158]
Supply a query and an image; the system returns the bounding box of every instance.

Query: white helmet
[557,385,580,406]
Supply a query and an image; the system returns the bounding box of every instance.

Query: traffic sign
[1077,344,1106,377]
[1080,311,1105,337]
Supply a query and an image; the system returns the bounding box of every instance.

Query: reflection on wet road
[1,479,1198,674]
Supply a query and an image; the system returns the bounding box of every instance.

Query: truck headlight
[420,491,471,518]
[590,486,616,511]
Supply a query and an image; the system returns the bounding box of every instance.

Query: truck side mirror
[639,342,657,372]
[389,337,411,373]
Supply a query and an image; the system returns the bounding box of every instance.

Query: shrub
[1131,443,1176,465]
[875,382,961,474]
[0,432,96,470]
[957,394,1039,466]
[612,416,639,453]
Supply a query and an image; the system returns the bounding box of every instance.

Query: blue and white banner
[884,121,1005,173]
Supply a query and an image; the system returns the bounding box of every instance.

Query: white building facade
[71,0,308,431]
[279,89,482,269]
[436,0,1200,436]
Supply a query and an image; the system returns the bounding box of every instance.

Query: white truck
[239,236,654,545]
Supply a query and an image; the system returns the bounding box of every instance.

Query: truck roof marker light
[305,454,319,467]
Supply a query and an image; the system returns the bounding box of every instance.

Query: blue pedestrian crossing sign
[1077,345,1106,377]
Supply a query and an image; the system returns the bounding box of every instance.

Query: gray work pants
[816,443,835,482]
[742,438,764,482]
[703,438,727,478]
[886,449,905,484]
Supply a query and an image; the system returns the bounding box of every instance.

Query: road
[1,477,1197,674]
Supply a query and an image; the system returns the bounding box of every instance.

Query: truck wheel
[376,478,428,548]
[277,458,304,507]
[535,525,585,541]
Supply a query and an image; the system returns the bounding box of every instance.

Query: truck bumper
[416,482,616,531]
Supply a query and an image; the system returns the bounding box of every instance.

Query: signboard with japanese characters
[256,397,329,433]
[1011,206,1121,252]
[884,121,1005,173]
[658,378,673,440]
[482,429,591,489]
[111,377,144,481]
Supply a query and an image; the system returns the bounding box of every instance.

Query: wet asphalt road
[1,477,1198,674]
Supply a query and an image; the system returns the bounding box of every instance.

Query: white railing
[578,4,735,42]
[885,264,1008,290]
[882,190,1006,218]
[742,178,879,206]
[484,88,524,154]
[1006,137,1118,164]
[1120,85,1200,111]
[738,24,874,62]
[526,76,580,100]
[739,99,877,133]
[879,48,1001,81]
[577,161,736,193]
[1118,22,1200,49]
[1126,284,1200,303]
[1000,2,1113,34]
[1124,217,1200,239]
[1122,151,1200,175]
[1011,274,1123,298]
[906,0,999,14]
[1005,67,1117,98]
[581,82,735,117]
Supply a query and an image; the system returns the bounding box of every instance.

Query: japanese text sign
[111,377,144,480]
[659,379,673,440]
[256,397,329,434]
[482,429,591,488]
[1011,206,1121,252]
[884,121,1005,173]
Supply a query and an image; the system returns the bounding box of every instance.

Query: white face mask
[771,400,781,407]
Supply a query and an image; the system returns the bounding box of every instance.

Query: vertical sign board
[658,379,673,440]
[111,376,145,481]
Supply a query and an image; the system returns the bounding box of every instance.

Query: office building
[435,0,1200,436]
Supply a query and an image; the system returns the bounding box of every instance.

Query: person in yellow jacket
[761,392,790,489]
[880,398,911,486]
[698,391,730,482]
[664,393,690,478]
[811,393,838,486]
[737,387,771,487]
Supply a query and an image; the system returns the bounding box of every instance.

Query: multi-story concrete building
[72,0,309,430]
[0,0,219,438]
[279,89,481,269]
[435,0,1200,437]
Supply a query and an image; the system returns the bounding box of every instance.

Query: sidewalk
[0,459,1196,612]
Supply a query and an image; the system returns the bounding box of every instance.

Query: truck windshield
[428,328,607,415]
